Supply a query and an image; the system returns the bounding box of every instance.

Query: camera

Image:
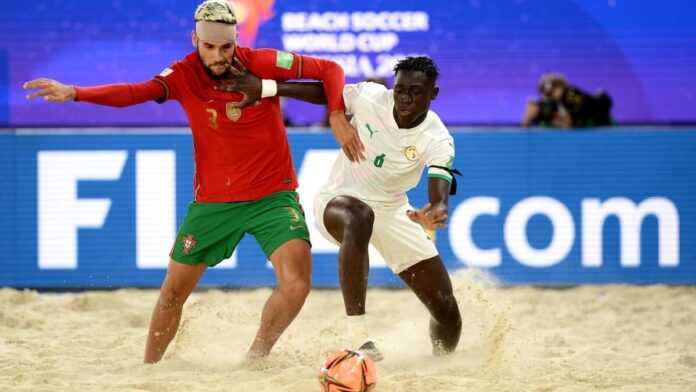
[535,98,559,125]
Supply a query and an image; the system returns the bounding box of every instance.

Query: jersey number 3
[206,108,218,129]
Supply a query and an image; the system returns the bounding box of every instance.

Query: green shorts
[170,191,310,267]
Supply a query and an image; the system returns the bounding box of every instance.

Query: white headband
[195,20,237,44]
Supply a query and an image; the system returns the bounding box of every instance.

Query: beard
[197,50,232,80]
[202,62,232,80]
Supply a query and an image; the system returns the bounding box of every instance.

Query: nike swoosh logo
[290,224,305,231]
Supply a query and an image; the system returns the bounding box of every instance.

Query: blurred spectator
[522,73,614,128]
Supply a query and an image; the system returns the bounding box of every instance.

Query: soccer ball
[319,349,377,392]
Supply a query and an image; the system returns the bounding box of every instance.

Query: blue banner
[3,1,696,126]
[1,128,695,288]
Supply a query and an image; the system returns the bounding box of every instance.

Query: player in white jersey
[219,55,462,357]
[314,56,462,357]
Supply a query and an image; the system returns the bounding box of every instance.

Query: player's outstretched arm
[407,178,451,230]
[23,78,165,107]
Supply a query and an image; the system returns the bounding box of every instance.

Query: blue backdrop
[1,128,695,288]
[1,0,695,126]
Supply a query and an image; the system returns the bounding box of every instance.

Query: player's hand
[407,202,448,230]
[218,57,261,108]
[328,111,365,162]
[23,78,76,103]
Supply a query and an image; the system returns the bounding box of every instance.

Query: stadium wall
[1,128,695,288]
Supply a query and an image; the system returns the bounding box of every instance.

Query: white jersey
[320,82,456,209]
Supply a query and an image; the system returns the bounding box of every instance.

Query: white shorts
[313,192,439,274]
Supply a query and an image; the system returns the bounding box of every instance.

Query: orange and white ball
[319,349,377,392]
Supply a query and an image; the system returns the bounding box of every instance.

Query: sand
[1,271,695,392]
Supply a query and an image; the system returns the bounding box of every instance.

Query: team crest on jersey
[181,234,197,255]
[404,145,419,161]
[226,102,242,121]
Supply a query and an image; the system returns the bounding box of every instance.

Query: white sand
[1,271,695,392]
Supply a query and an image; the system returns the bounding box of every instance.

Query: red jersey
[75,48,345,202]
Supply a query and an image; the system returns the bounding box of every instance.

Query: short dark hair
[393,56,439,81]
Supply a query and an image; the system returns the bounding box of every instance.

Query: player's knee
[158,286,186,311]
[346,203,375,231]
[279,274,311,303]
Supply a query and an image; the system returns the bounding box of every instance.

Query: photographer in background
[522,73,614,128]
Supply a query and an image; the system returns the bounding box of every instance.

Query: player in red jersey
[23,0,364,363]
